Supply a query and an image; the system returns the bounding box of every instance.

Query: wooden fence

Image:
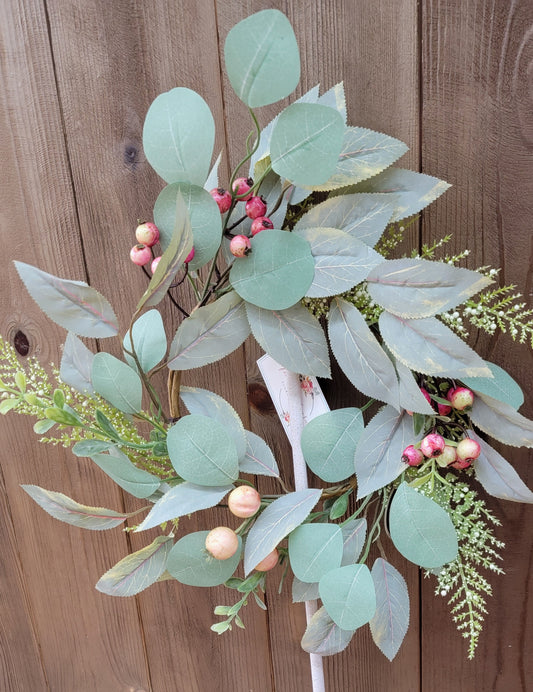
[1,1,532,690]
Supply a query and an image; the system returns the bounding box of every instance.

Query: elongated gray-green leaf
[462,362,524,410]
[244,489,322,575]
[90,448,160,499]
[91,352,142,414]
[96,536,173,597]
[180,386,246,460]
[21,485,128,530]
[72,439,114,457]
[319,564,376,630]
[317,82,347,122]
[204,151,221,191]
[379,312,491,378]
[224,9,300,108]
[136,483,234,532]
[270,103,345,186]
[143,87,214,185]
[341,518,367,566]
[301,606,355,656]
[60,332,94,394]
[124,309,167,373]
[389,482,458,568]
[15,261,118,338]
[295,192,397,248]
[292,577,320,603]
[246,301,330,378]
[308,127,408,192]
[167,531,242,587]
[240,430,280,477]
[470,393,533,447]
[369,558,410,661]
[354,406,418,499]
[329,298,399,408]
[288,523,344,583]
[367,258,491,318]
[393,358,435,415]
[294,227,382,297]
[168,292,250,370]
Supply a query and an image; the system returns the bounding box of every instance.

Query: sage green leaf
[246,301,330,378]
[354,406,418,499]
[243,488,322,575]
[352,168,451,221]
[90,447,160,499]
[224,9,300,108]
[33,419,55,435]
[369,557,410,661]
[469,393,533,447]
[288,523,344,583]
[167,530,242,587]
[301,408,364,482]
[180,386,246,460]
[167,292,250,370]
[123,309,167,373]
[292,577,320,603]
[137,191,193,310]
[72,439,114,457]
[270,103,345,186]
[167,414,239,486]
[470,431,533,503]
[143,87,214,185]
[317,82,347,122]
[96,536,173,597]
[230,230,314,310]
[308,127,408,192]
[44,406,82,426]
[153,181,221,271]
[328,298,399,408]
[367,258,492,318]
[239,430,280,477]
[301,606,355,656]
[319,564,376,630]
[461,362,524,410]
[341,518,367,566]
[136,483,234,532]
[389,482,458,568]
[21,485,128,530]
[379,312,492,378]
[91,352,143,414]
[393,358,435,415]
[294,227,382,297]
[14,261,118,338]
[59,332,94,394]
[295,193,396,248]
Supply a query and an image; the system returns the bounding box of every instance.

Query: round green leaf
[153,182,222,271]
[319,564,376,630]
[123,309,167,373]
[229,230,314,310]
[224,9,300,108]
[167,414,239,486]
[301,408,364,482]
[167,531,242,587]
[288,523,343,583]
[91,353,142,414]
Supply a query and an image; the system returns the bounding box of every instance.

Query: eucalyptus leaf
[72,439,114,457]
[246,301,330,378]
[319,563,376,630]
[96,536,173,597]
[59,332,94,394]
[224,9,300,108]
[389,482,458,568]
[328,298,399,408]
[14,261,118,338]
[21,485,129,530]
[167,292,250,370]
[369,557,410,661]
[292,577,320,603]
[90,447,160,499]
[379,312,492,378]
[239,430,280,477]
[341,518,367,566]
[301,606,355,656]
[469,393,533,448]
[91,352,143,414]
[301,408,364,482]
[143,87,214,185]
[167,530,242,587]
[461,362,524,410]
[123,309,167,373]
[288,523,344,583]
[243,489,322,575]
[230,230,314,310]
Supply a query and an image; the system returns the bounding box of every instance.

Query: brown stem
[167,370,181,421]
[320,475,357,501]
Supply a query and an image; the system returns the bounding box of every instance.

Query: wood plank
[421,0,533,688]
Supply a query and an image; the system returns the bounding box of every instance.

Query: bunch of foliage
[3,9,532,662]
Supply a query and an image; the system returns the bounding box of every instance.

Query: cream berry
[230,235,251,257]
[135,221,160,247]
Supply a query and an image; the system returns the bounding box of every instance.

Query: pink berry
[456,437,481,463]
[435,445,457,468]
[245,196,267,219]
[230,235,251,257]
[130,244,152,266]
[402,445,424,467]
[228,486,261,518]
[420,387,433,407]
[420,433,446,458]
[210,187,232,213]
[151,256,162,273]
[254,548,279,572]
[251,216,274,236]
[437,402,452,416]
[205,527,239,560]
[452,458,472,470]
[184,247,195,263]
[232,177,254,201]
[448,387,475,411]
[135,221,160,247]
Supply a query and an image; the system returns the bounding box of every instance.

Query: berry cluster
[129,221,195,273]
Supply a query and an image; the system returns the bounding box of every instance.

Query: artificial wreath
[2,9,533,663]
